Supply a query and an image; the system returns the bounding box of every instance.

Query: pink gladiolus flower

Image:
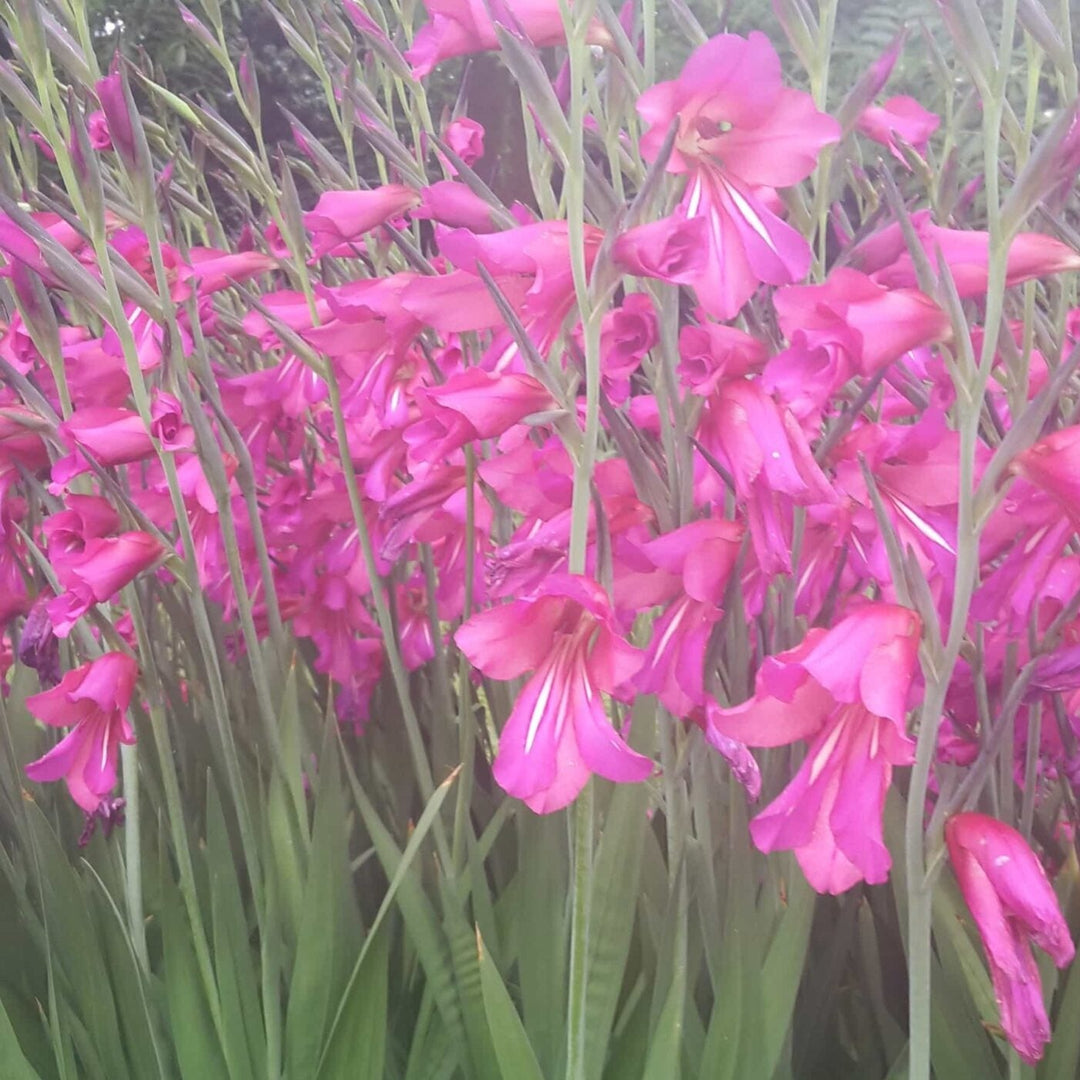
[677,322,767,396]
[857,96,940,163]
[631,32,840,318]
[946,813,1075,1064]
[697,381,835,573]
[456,575,652,813]
[444,117,485,166]
[413,181,498,231]
[707,604,921,893]
[186,247,277,293]
[303,186,420,258]
[634,518,744,717]
[851,211,1080,297]
[774,268,950,376]
[24,652,138,813]
[405,0,614,78]
[598,292,658,399]
[43,495,121,559]
[48,532,164,637]
[95,67,136,168]
[1012,425,1080,515]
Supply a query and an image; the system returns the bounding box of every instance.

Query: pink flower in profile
[774,268,950,377]
[857,96,939,164]
[946,813,1075,1065]
[413,181,498,231]
[628,32,840,318]
[405,0,613,78]
[405,369,554,463]
[456,575,652,813]
[25,652,138,813]
[48,531,164,637]
[706,603,921,893]
[303,185,420,258]
[851,210,1080,297]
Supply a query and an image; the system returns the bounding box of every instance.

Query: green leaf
[22,805,129,1080]
[582,699,655,1080]
[0,993,42,1080]
[162,872,228,1080]
[516,813,568,1079]
[340,742,466,1067]
[757,865,815,1079]
[477,930,546,1080]
[284,736,353,1079]
[206,783,263,1080]
[641,870,687,1080]
[318,766,459,1077]
[1041,946,1080,1080]
[316,924,388,1080]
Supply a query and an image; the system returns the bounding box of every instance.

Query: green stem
[561,3,601,1077]
[565,781,594,1080]
[120,740,148,973]
[907,3,1017,1075]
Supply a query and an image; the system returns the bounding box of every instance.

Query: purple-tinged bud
[18,596,61,689]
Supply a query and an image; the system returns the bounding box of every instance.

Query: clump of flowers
[1,1,1078,1074]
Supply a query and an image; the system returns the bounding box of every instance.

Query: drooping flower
[456,575,652,813]
[946,813,1075,1065]
[706,603,921,893]
[24,652,138,813]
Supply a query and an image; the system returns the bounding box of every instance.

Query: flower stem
[120,740,148,973]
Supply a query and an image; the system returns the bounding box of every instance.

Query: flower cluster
[0,8,1077,1063]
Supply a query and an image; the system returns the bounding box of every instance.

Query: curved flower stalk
[456,575,652,813]
[945,813,1075,1064]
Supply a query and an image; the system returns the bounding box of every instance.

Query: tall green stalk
[905,3,1019,1076]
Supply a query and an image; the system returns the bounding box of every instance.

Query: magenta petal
[827,719,893,884]
[714,177,812,285]
[572,670,653,784]
[455,595,563,680]
[25,726,86,782]
[706,669,832,747]
[492,648,587,813]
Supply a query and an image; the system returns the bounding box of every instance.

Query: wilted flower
[946,813,1075,1064]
